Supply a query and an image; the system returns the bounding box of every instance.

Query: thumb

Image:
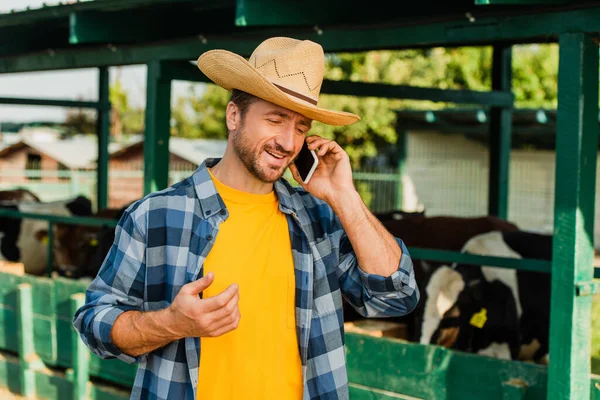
[183,272,214,295]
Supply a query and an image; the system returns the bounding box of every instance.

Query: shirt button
[206,234,213,241]
[219,209,226,215]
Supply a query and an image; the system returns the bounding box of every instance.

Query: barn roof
[0,134,123,168]
[101,136,227,166]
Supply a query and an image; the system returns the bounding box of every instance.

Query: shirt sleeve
[332,213,420,319]
[72,206,147,364]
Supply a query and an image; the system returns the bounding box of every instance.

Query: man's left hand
[289,135,356,205]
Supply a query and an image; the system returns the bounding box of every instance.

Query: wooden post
[547,32,599,400]
[17,283,36,397]
[68,293,90,400]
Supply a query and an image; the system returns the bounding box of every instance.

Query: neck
[210,148,275,195]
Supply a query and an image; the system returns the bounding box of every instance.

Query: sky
[0,0,206,123]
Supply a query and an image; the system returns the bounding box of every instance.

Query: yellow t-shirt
[197,169,303,399]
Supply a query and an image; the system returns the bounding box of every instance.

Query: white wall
[403,131,600,246]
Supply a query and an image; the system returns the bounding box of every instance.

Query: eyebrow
[265,110,312,128]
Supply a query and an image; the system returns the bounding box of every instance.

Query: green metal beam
[0,97,110,110]
[143,60,172,195]
[96,66,110,211]
[69,7,234,45]
[5,5,600,74]
[475,0,576,4]
[0,0,207,28]
[321,80,513,106]
[0,208,119,228]
[408,247,551,273]
[488,44,513,218]
[0,23,69,57]
[547,32,598,400]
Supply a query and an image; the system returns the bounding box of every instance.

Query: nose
[274,124,295,153]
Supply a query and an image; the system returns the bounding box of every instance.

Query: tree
[171,44,560,167]
[110,76,144,138]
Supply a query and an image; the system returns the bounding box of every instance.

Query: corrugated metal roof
[168,137,227,165]
[0,134,123,168]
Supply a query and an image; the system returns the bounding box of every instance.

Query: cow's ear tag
[470,308,487,328]
[41,236,48,245]
[90,239,98,246]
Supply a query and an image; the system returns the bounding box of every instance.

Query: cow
[0,189,42,262]
[0,188,40,203]
[373,208,425,221]
[53,204,130,279]
[420,230,551,364]
[0,195,93,275]
[343,214,520,340]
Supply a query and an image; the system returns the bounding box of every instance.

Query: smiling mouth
[265,149,285,160]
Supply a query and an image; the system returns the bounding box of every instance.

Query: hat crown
[248,37,324,105]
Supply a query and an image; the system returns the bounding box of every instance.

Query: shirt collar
[192,158,298,217]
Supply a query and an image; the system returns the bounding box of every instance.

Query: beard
[231,124,293,183]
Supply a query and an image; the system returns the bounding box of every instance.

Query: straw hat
[196,37,360,126]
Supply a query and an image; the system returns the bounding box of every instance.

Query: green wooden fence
[1,270,600,399]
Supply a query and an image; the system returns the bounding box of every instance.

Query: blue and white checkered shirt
[73,158,419,400]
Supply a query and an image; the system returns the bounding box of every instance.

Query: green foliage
[170,44,560,166]
[110,78,145,135]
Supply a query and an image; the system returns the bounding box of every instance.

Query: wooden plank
[69,293,90,400]
[16,284,35,397]
[345,333,549,400]
[547,32,599,400]
[349,383,423,399]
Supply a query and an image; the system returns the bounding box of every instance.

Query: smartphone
[294,140,319,184]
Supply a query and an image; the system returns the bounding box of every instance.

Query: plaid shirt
[73,158,419,400]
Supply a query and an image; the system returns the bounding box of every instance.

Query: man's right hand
[166,272,241,338]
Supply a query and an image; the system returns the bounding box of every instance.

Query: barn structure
[0,0,599,399]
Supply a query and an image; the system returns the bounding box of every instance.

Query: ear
[35,229,48,244]
[225,101,240,132]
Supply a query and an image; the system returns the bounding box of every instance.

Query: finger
[288,164,307,187]
[208,306,240,334]
[209,311,241,337]
[207,289,239,322]
[307,138,331,151]
[182,272,214,295]
[202,283,238,312]
[305,135,322,144]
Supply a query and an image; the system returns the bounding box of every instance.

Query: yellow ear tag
[470,308,487,329]
[41,236,48,245]
[90,239,98,246]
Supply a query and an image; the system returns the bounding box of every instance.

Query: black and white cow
[0,194,93,275]
[420,230,551,364]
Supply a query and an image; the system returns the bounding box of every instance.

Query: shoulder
[119,176,196,234]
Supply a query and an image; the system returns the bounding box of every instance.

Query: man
[73,36,419,400]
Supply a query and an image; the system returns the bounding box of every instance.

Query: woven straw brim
[197,50,360,126]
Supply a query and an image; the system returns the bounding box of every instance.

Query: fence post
[17,283,44,397]
[67,293,90,400]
